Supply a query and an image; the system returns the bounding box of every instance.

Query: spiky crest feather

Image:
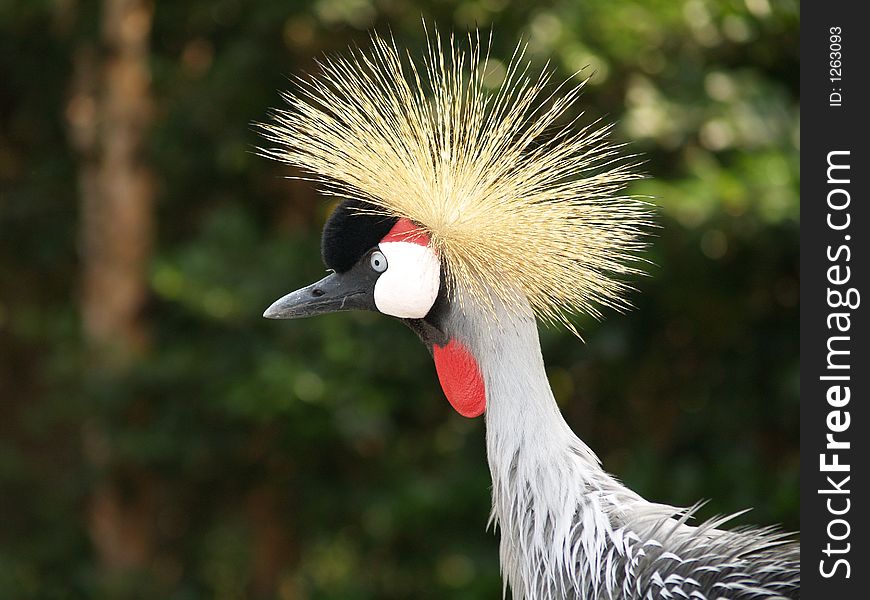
[259,29,653,330]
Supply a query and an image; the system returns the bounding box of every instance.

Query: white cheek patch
[373,242,440,318]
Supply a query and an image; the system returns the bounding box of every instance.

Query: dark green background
[1,0,798,597]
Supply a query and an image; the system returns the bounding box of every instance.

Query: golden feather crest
[260,30,653,331]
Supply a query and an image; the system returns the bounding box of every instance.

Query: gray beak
[263,268,377,320]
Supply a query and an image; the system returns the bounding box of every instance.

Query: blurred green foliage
[1,0,798,597]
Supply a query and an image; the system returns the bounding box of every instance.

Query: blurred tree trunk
[68,0,157,576]
[73,0,154,359]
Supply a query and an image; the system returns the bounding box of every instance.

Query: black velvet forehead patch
[321,199,398,273]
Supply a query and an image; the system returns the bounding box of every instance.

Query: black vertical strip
[801,2,869,597]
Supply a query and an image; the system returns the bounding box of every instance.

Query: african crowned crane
[260,32,800,599]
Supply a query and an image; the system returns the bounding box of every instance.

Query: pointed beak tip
[262,300,285,320]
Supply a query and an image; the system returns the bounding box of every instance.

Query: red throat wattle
[432,339,486,418]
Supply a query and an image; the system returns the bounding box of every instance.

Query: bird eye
[370,250,388,273]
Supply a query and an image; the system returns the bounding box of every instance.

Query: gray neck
[448,298,629,597]
[449,299,602,483]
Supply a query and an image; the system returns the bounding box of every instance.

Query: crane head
[260,31,654,418]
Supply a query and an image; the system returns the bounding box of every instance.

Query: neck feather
[447,298,651,598]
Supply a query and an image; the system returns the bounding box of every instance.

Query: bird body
[261,29,799,599]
